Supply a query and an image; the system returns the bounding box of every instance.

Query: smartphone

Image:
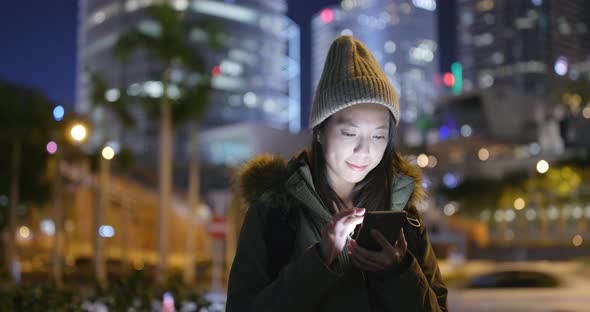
[355,210,407,251]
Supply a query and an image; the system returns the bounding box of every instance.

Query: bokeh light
[478,148,489,161]
[70,124,87,142]
[102,146,115,160]
[46,141,58,154]
[536,160,549,174]
[514,198,525,210]
[417,153,429,168]
[53,105,64,121]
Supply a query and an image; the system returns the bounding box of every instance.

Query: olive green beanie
[309,35,400,128]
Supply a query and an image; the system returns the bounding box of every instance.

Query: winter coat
[226,151,448,312]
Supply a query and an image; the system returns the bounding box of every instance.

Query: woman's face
[321,103,390,189]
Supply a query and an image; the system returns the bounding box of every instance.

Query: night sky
[0,0,454,118]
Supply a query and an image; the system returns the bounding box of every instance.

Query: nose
[353,136,370,155]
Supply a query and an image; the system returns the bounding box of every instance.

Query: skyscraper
[456,0,590,95]
[311,0,439,139]
[77,0,300,163]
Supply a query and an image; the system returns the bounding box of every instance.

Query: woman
[226,35,448,311]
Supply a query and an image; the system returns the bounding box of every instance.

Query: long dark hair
[310,113,400,214]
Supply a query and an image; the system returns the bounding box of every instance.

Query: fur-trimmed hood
[235,150,426,212]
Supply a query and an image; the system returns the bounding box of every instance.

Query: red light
[320,9,334,23]
[443,72,455,87]
[212,65,221,77]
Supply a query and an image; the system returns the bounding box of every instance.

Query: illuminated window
[474,32,494,47]
[192,0,258,24]
[476,0,494,12]
[461,12,474,26]
[412,0,436,11]
[384,40,396,53]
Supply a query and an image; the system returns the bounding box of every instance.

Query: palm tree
[113,3,219,284]
[0,81,56,286]
[87,72,135,287]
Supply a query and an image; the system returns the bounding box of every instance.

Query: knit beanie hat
[309,35,400,128]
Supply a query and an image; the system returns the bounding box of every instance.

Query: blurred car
[448,263,590,312]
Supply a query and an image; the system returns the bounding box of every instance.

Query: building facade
[456,0,590,94]
[77,0,301,166]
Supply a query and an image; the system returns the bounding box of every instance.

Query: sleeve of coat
[226,203,342,312]
[367,220,449,312]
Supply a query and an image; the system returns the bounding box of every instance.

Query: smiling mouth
[346,162,368,171]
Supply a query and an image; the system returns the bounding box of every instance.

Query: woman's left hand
[348,228,407,272]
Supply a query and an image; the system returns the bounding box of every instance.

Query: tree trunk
[184,122,200,285]
[157,69,173,284]
[94,155,109,287]
[5,138,21,285]
[121,196,131,273]
[51,147,64,289]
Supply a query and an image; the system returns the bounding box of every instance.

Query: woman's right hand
[319,208,365,265]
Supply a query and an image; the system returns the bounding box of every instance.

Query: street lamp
[69,123,88,143]
[536,160,550,174]
[101,146,115,160]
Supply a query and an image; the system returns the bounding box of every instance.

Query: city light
[529,142,541,155]
[478,148,489,161]
[40,219,55,236]
[525,209,536,221]
[53,105,64,121]
[427,155,438,168]
[443,72,455,87]
[536,159,550,174]
[212,65,222,77]
[18,226,31,239]
[105,88,120,102]
[514,198,525,210]
[554,56,568,76]
[99,225,115,238]
[417,153,429,168]
[384,40,396,53]
[505,209,516,222]
[444,202,457,216]
[102,146,115,160]
[70,124,88,142]
[443,173,459,188]
[412,0,436,11]
[46,141,58,155]
[460,124,472,137]
[451,62,463,95]
[320,9,334,24]
[243,92,257,107]
[572,234,583,247]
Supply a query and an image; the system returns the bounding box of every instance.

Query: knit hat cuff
[309,76,400,128]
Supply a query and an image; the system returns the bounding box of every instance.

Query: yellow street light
[514,198,525,210]
[70,124,88,143]
[102,146,115,160]
[417,154,429,168]
[536,160,549,174]
[478,148,489,161]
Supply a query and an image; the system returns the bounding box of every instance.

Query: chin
[343,172,368,184]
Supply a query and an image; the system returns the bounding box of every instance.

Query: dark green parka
[227,152,448,311]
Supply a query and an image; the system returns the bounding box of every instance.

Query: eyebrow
[336,118,388,130]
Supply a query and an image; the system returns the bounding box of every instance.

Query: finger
[342,215,364,227]
[395,228,408,250]
[350,241,389,267]
[371,229,396,254]
[333,208,361,222]
[351,249,385,271]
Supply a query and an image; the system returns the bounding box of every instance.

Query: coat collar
[236,150,426,216]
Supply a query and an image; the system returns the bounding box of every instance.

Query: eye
[373,135,386,140]
[341,131,356,137]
